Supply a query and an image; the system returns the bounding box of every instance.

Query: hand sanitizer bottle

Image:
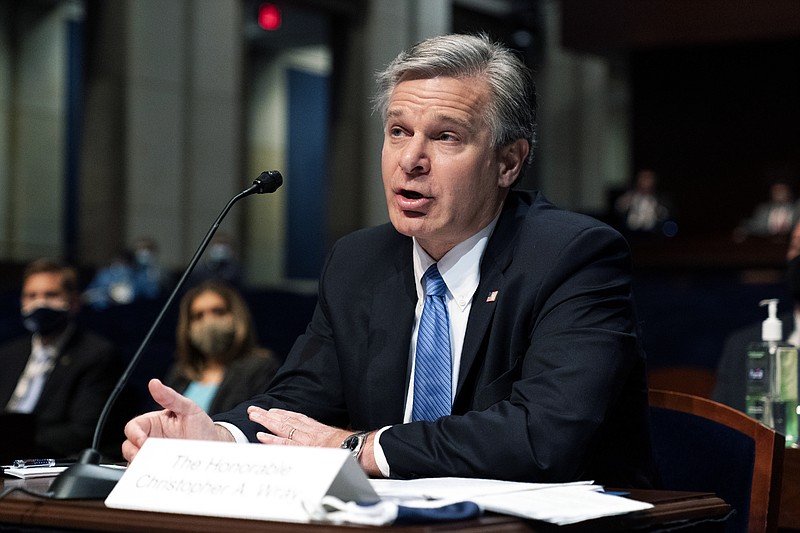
[746,299,781,425]
[745,298,799,447]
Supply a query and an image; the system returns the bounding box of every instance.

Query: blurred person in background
[614,168,671,236]
[130,236,165,296]
[0,258,121,457]
[186,232,244,289]
[735,181,799,240]
[164,280,279,415]
[83,237,164,309]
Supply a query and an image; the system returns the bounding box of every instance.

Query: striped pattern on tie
[412,264,452,422]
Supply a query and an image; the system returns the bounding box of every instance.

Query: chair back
[649,389,784,533]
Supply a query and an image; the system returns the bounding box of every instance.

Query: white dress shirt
[373,217,498,476]
[6,326,72,413]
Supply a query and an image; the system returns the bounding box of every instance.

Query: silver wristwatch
[340,431,369,461]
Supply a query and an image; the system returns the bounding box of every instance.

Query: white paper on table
[475,485,653,525]
[370,477,652,525]
[370,477,596,503]
[1,466,69,479]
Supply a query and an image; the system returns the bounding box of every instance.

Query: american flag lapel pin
[486,290,498,303]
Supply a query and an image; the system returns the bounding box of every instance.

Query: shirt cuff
[372,425,392,478]
[215,421,250,443]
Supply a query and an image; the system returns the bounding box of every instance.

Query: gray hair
[373,33,537,173]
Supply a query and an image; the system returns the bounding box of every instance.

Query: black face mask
[788,255,800,302]
[22,306,70,335]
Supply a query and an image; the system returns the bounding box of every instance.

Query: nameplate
[105,438,378,523]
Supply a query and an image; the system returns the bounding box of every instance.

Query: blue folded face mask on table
[311,496,482,526]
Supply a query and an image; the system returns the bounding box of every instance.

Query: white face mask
[209,244,233,263]
[188,317,236,356]
[135,248,154,266]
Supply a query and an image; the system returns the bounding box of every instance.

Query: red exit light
[258,3,281,31]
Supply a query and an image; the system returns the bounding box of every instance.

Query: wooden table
[0,476,730,532]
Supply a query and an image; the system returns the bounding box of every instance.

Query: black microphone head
[253,170,283,194]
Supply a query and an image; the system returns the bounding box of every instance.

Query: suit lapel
[0,339,33,407]
[366,241,416,425]
[456,193,528,395]
[36,330,78,412]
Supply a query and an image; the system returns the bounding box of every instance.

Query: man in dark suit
[0,259,121,457]
[123,34,653,487]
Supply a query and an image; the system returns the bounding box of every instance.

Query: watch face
[342,434,359,451]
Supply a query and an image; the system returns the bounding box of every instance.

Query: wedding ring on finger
[288,427,297,440]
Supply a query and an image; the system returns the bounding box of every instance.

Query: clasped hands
[122,379,378,475]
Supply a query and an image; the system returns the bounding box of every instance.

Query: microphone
[47,171,283,499]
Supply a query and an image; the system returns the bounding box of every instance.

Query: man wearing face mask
[186,233,244,289]
[0,258,122,457]
[713,223,800,410]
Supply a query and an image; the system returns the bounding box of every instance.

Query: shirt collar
[412,214,500,309]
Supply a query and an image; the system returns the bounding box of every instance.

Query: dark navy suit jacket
[0,327,120,457]
[215,191,655,487]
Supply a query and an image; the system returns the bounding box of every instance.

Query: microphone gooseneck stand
[47,171,283,499]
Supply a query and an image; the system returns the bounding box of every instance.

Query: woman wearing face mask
[164,280,279,415]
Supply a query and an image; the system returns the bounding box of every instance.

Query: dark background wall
[562,0,800,238]
[631,40,800,237]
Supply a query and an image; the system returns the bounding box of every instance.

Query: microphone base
[48,463,125,500]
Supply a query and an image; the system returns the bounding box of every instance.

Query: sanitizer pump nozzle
[760,298,783,343]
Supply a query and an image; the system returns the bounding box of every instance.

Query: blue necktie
[412,264,452,422]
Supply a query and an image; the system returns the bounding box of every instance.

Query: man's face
[381,76,526,260]
[21,272,74,315]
